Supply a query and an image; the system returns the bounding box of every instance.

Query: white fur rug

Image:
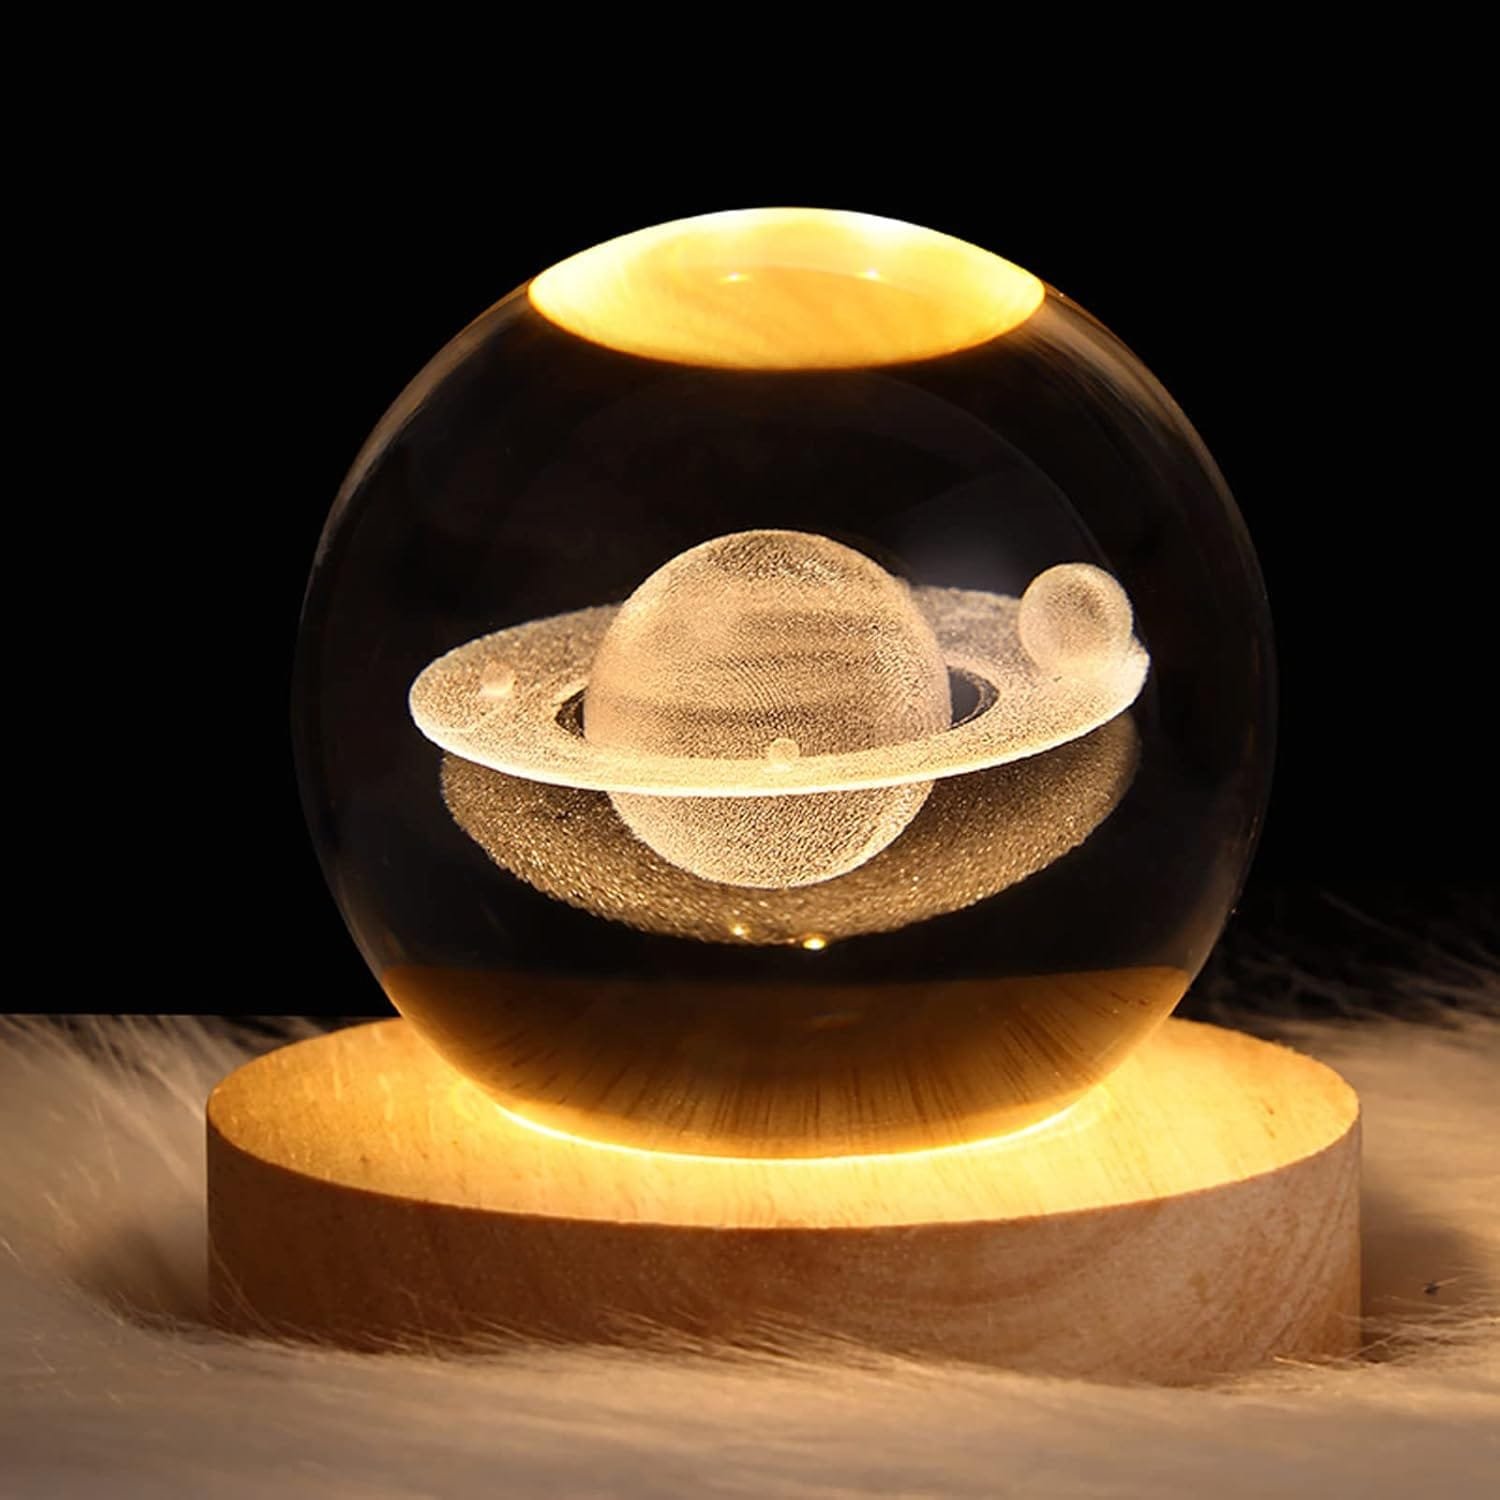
[2,1004,1497,1498]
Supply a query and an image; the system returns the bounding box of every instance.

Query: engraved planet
[410,530,1148,890]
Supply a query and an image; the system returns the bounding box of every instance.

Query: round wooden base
[207,1018,1360,1383]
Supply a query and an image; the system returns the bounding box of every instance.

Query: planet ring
[440,713,1140,946]
[409,586,1149,797]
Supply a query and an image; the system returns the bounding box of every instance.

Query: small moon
[1018,563,1134,675]
[479,664,517,700]
[765,737,801,767]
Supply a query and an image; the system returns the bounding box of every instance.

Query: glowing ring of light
[409,587,1148,797]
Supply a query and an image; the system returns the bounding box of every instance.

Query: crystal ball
[293,208,1274,1158]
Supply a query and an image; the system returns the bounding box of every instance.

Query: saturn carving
[410,529,1149,916]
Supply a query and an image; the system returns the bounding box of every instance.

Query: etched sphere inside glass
[294,208,1274,1158]
[584,529,951,889]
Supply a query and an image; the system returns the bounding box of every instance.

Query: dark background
[75,137,1492,1019]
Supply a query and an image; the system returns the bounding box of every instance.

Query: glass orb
[293,208,1273,1159]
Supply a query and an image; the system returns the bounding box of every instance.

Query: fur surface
[2,1003,1497,1498]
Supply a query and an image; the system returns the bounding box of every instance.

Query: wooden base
[207,1018,1361,1384]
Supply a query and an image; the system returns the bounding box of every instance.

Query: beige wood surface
[525,208,1045,369]
[382,961,1187,1158]
[207,1017,1361,1383]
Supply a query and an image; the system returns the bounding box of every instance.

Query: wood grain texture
[524,208,1045,369]
[207,1018,1361,1383]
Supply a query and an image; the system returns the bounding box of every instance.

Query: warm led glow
[526,208,1045,369]
[212,1022,1350,1231]
[487,1086,1104,1167]
[384,962,1186,1157]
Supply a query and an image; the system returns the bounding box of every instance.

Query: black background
[71,131,1492,1019]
